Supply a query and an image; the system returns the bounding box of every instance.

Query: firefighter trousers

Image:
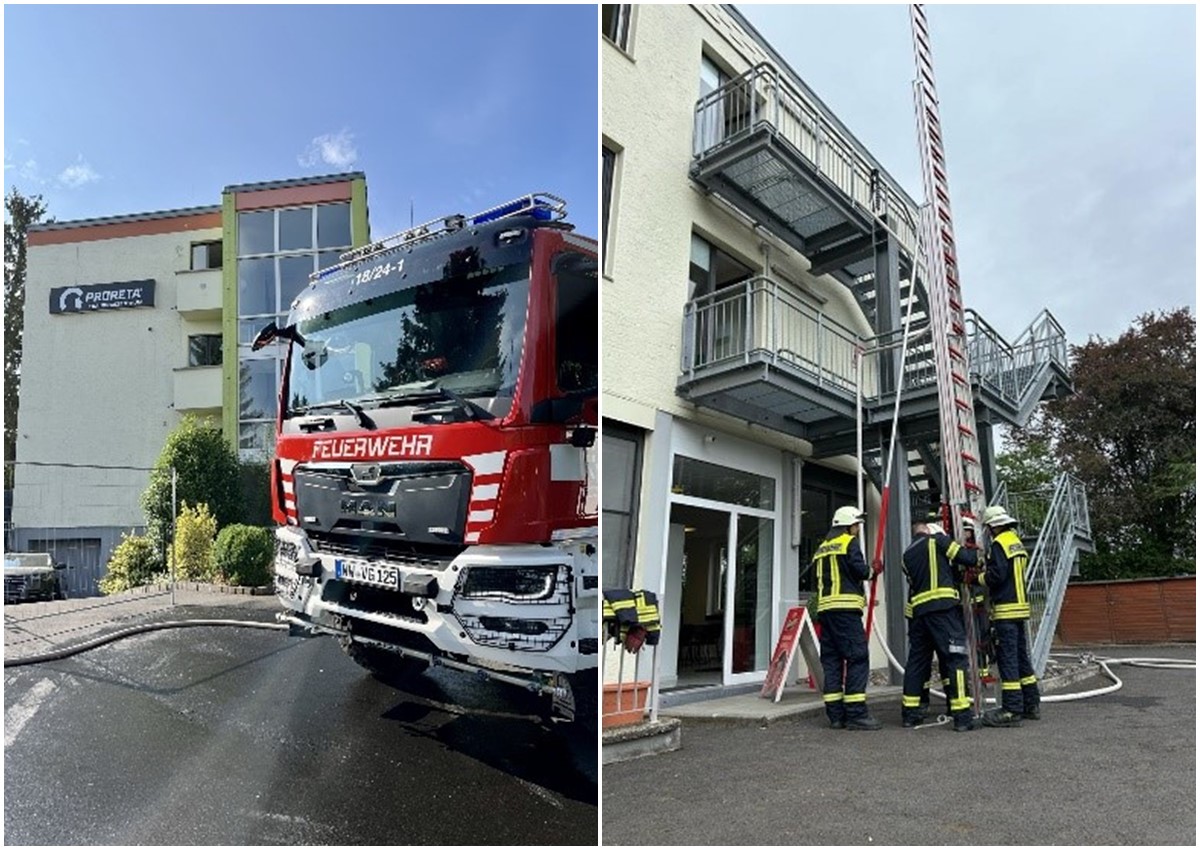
[993,619,1039,714]
[818,610,870,723]
[902,607,973,723]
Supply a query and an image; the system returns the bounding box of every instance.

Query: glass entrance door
[729,513,774,681]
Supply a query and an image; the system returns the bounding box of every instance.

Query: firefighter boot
[952,713,981,732]
[1023,704,1041,721]
[846,714,883,731]
[982,708,1023,728]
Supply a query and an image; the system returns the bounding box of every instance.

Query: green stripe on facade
[351,176,370,247]
[221,190,238,447]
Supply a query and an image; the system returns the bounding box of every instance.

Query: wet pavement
[4,598,597,845]
[603,644,1196,845]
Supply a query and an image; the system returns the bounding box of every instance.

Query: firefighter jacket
[902,531,979,618]
[603,589,662,646]
[813,531,869,614]
[981,528,1030,621]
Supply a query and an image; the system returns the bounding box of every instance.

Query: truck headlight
[457,564,564,603]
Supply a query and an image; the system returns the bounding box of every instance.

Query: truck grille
[307,531,460,571]
[293,461,472,549]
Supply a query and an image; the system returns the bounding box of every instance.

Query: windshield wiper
[292,399,377,430]
[367,386,496,422]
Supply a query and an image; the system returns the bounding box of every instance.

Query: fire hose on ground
[3,619,289,668]
[868,624,1195,727]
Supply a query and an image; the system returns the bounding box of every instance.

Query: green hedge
[213,525,275,587]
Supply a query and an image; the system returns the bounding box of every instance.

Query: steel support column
[882,435,912,685]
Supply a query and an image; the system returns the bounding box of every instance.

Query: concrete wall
[13,224,222,533]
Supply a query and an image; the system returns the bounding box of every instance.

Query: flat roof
[28,205,222,234]
[224,171,365,195]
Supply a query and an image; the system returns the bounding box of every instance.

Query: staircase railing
[964,309,1069,420]
[991,472,1092,676]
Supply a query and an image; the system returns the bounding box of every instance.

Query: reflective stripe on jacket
[985,529,1030,620]
[814,531,869,614]
[902,531,978,618]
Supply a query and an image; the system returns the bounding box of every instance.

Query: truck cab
[258,194,598,723]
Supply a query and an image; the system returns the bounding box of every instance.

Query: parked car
[4,553,66,603]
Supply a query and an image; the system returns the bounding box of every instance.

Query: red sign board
[760,606,814,702]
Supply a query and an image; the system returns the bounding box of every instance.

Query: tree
[4,189,49,488]
[1011,309,1195,580]
[142,416,244,561]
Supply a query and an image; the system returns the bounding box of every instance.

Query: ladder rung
[962,452,978,464]
[964,481,984,493]
[957,424,974,437]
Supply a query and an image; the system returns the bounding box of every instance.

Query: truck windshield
[288,262,530,420]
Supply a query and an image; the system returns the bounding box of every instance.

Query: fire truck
[253,193,598,723]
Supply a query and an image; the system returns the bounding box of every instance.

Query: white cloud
[4,152,45,185]
[57,155,100,188]
[298,129,358,170]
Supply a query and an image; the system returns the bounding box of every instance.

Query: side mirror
[251,321,279,351]
[252,320,306,352]
[569,425,596,449]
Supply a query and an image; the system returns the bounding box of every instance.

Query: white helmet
[832,506,866,527]
[981,505,1017,528]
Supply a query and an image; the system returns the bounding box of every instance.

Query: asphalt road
[604,645,1196,845]
[4,603,597,845]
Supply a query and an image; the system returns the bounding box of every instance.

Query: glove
[963,566,980,586]
[871,559,884,578]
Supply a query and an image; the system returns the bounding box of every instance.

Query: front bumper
[272,525,598,677]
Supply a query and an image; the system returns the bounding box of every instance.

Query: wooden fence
[1055,576,1195,645]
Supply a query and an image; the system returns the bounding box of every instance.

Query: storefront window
[672,455,775,509]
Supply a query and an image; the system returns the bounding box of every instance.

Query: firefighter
[970,505,1040,727]
[900,514,982,732]
[813,506,882,731]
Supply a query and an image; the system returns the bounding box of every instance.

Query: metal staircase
[990,474,1094,676]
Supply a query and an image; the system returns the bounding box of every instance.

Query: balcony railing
[693,63,919,252]
[681,277,869,398]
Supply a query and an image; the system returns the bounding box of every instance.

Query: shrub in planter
[99,532,159,595]
[170,501,217,582]
[214,524,275,587]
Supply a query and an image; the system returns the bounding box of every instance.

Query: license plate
[335,558,399,590]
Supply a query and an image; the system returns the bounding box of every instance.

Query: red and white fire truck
[253,193,598,722]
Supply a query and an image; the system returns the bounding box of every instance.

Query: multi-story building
[601,4,1077,707]
[10,173,369,594]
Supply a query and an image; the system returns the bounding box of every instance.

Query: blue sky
[4,4,598,241]
[737,3,1196,345]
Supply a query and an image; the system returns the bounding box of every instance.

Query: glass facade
[235,201,352,458]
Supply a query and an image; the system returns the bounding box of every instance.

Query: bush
[99,532,159,595]
[170,502,217,581]
[214,524,275,587]
[142,416,244,560]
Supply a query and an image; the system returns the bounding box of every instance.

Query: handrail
[992,472,1092,676]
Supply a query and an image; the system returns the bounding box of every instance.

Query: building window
[602,144,617,266]
[236,202,353,459]
[188,334,222,367]
[688,233,753,300]
[191,241,222,271]
[603,421,643,590]
[602,4,632,51]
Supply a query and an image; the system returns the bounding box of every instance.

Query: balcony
[692,63,920,282]
[174,366,222,411]
[176,269,223,319]
[678,279,1071,453]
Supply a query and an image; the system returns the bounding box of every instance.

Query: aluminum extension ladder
[910,4,992,716]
